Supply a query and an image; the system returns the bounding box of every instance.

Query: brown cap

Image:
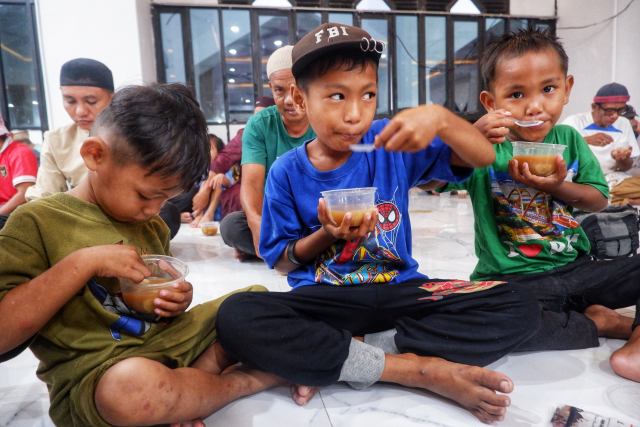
[292,23,384,79]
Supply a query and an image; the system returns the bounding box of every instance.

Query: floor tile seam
[316,389,334,427]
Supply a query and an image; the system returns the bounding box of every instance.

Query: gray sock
[338,339,385,390]
[364,328,399,354]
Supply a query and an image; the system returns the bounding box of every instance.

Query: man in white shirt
[562,83,640,204]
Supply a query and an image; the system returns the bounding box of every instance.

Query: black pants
[493,255,640,351]
[0,214,8,231]
[217,280,540,387]
[219,210,256,256]
[169,185,199,213]
[158,202,180,240]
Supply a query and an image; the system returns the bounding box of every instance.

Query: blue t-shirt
[260,119,473,289]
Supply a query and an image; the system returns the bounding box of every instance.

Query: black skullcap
[60,58,114,91]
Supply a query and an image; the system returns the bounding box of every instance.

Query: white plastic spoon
[514,119,544,127]
[349,144,376,152]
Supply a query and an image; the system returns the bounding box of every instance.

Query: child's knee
[95,357,177,425]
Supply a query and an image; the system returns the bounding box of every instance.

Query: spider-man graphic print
[259,118,475,290]
[314,189,405,285]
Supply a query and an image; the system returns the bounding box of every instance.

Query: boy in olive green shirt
[0,84,283,427]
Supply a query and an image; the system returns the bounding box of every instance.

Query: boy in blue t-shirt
[446,28,640,383]
[217,24,541,423]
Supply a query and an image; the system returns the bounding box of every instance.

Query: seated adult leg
[219,210,256,258]
[159,201,181,240]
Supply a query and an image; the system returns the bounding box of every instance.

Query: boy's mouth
[340,133,360,142]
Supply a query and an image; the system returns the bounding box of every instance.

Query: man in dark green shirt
[220,45,315,261]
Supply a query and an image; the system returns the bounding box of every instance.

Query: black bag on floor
[574,204,640,260]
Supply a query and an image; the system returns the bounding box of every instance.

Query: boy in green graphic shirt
[443,28,640,381]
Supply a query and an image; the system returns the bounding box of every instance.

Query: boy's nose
[344,101,362,123]
[525,98,544,117]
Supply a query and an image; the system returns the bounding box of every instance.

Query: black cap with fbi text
[292,23,385,79]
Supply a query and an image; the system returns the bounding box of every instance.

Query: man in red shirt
[0,114,38,229]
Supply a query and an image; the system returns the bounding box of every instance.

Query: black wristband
[287,239,304,266]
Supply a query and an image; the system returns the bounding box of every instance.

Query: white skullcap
[266,45,293,79]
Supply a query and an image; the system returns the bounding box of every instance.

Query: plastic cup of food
[200,221,219,236]
[119,255,189,314]
[512,141,566,177]
[320,187,377,227]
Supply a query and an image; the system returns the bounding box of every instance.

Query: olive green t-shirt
[241,105,315,180]
[446,125,609,280]
[0,193,173,423]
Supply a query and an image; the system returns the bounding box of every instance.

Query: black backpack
[574,204,640,260]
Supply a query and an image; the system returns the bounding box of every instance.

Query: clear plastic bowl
[119,255,189,314]
[320,187,377,227]
[200,221,219,236]
[512,141,566,176]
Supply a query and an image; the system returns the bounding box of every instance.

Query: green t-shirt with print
[241,105,316,179]
[447,125,609,280]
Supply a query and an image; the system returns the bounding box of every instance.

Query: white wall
[33,0,640,131]
[514,0,640,121]
[35,0,157,131]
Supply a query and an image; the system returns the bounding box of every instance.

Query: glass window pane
[297,12,321,42]
[536,21,550,31]
[453,20,479,113]
[160,13,186,83]
[0,4,41,128]
[190,9,225,123]
[328,13,353,26]
[223,9,254,123]
[259,15,290,91]
[485,18,505,46]
[395,16,418,110]
[510,18,528,32]
[361,18,389,115]
[425,16,446,106]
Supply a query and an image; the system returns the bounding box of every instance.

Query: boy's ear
[291,83,306,115]
[479,91,496,112]
[563,75,574,105]
[80,137,109,171]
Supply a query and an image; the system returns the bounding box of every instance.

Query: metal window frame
[0,0,47,132]
[152,4,556,131]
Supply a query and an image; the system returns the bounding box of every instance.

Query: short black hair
[295,49,378,94]
[92,83,210,192]
[480,28,569,92]
[208,134,225,153]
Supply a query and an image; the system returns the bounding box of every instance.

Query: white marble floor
[1,190,639,427]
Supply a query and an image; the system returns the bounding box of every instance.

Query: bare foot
[381,354,512,424]
[234,249,257,262]
[610,325,640,382]
[181,212,193,223]
[291,384,320,405]
[190,213,204,228]
[584,305,634,339]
